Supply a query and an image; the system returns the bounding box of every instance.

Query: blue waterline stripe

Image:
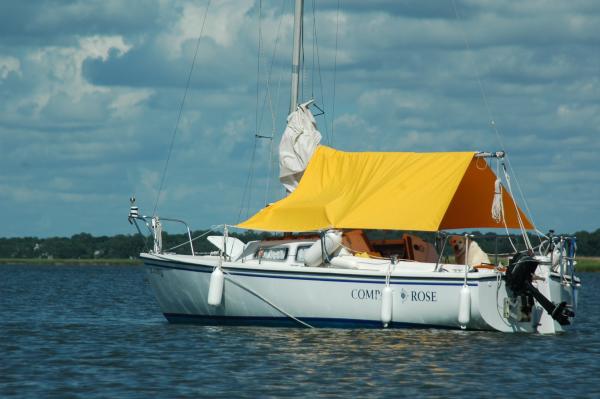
[145,261,480,287]
[163,313,460,330]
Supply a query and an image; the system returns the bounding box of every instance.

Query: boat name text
[399,288,438,303]
[350,288,438,302]
[351,289,381,300]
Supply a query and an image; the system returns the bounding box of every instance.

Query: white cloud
[158,0,255,58]
[0,56,21,79]
[31,35,130,99]
[1,0,600,236]
[109,90,154,119]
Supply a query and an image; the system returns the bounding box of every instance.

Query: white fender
[458,285,471,328]
[207,267,224,306]
[304,230,342,267]
[381,285,393,327]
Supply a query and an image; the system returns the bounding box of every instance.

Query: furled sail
[279,100,322,193]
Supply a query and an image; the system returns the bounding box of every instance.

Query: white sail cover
[279,100,322,192]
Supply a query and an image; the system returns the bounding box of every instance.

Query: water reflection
[1,266,598,398]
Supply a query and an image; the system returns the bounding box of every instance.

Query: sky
[1,0,599,238]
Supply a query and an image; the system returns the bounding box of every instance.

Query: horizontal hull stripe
[163,313,461,330]
[145,261,479,287]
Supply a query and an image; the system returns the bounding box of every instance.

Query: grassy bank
[0,258,142,266]
[574,257,600,272]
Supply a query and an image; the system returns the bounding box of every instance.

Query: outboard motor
[506,252,574,326]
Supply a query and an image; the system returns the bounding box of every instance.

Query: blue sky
[1,0,599,237]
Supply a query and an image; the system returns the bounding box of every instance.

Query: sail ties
[491,159,504,224]
[489,155,534,253]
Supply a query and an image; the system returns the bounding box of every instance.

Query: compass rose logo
[400,288,408,303]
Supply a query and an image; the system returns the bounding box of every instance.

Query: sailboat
[129,0,579,333]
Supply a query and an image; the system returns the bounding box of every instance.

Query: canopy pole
[475,151,505,159]
[434,232,448,272]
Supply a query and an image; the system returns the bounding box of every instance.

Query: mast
[290,0,303,114]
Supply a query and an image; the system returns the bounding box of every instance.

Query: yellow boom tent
[238,146,533,232]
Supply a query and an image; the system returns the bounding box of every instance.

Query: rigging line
[272,0,291,125]
[237,137,258,223]
[262,1,287,208]
[450,0,499,147]
[255,0,263,138]
[153,0,211,216]
[310,0,316,99]
[264,134,274,207]
[256,0,290,208]
[250,0,286,208]
[257,0,287,132]
[165,225,222,253]
[239,0,265,223]
[300,7,305,104]
[503,155,543,242]
[270,74,288,202]
[502,163,534,251]
[497,160,518,253]
[451,0,540,239]
[268,6,289,204]
[311,0,330,143]
[331,0,341,145]
[220,268,314,328]
[261,116,274,209]
[245,140,258,220]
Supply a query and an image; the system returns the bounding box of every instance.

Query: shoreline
[0,258,142,266]
[1,257,599,271]
[573,257,600,272]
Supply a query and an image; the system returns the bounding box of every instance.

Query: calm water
[1,265,599,398]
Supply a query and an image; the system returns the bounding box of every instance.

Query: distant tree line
[0,230,272,260]
[365,229,600,257]
[1,228,598,259]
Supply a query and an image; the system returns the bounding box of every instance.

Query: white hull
[142,253,578,333]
